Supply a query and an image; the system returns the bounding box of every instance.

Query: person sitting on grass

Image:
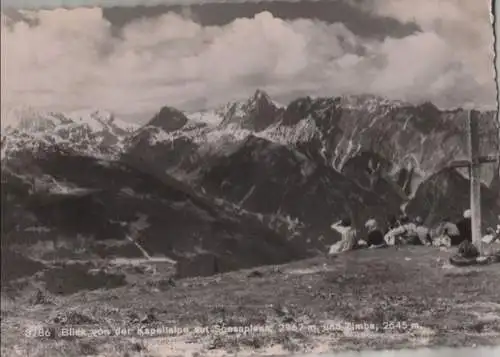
[436,217,460,242]
[455,209,472,245]
[364,219,387,249]
[482,227,498,244]
[385,215,399,235]
[481,226,500,263]
[449,240,480,266]
[415,216,432,246]
[433,227,452,248]
[384,215,419,246]
[450,230,500,267]
[449,217,500,267]
[329,217,358,255]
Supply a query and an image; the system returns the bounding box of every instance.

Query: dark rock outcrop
[148,106,189,132]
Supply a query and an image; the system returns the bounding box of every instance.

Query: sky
[0,0,497,123]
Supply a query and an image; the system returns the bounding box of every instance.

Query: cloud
[0,1,496,124]
[370,0,495,105]
[0,0,365,9]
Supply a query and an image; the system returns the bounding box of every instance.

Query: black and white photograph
[1,0,500,356]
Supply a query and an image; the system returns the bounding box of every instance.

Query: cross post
[468,110,482,254]
[446,110,498,256]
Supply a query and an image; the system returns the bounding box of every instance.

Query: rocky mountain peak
[281,96,339,127]
[148,106,189,133]
[247,89,273,108]
[218,89,283,132]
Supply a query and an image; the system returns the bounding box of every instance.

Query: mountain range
[2,90,499,277]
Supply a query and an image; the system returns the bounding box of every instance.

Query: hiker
[437,217,460,238]
[384,215,402,245]
[482,224,500,262]
[384,215,419,246]
[329,217,358,255]
[450,236,500,267]
[482,227,498,244]
[400,216,420,245]
[433,227,452,248]
[385,215,399,234]
[449,239,480,266]
[455,209,472,245]
[364,219,387,248]
[449,215,500,267]
[414,216,432,246]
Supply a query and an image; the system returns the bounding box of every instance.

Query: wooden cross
[447,110,499,255]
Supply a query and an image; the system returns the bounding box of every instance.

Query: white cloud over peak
[1,0,495,124]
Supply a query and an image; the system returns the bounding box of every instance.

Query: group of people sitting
[328,210,500,256]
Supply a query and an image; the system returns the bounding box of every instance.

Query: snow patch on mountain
[67,109,139,134]
[197,126,253,156]
[261,118,318,144]
[1,107,139,160]
[142,118,317,156]
[186,111,223,127]
[146,126,177,146]
[2,106,69,132]
[339,94,406,111]
[2,107,138,135]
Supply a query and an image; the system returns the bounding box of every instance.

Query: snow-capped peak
[1,106,140,161]
[241,89,277,112]
[65,109,139,134]
[184,90,286,128]
[1,106,69,133]
[64,109,114,133]
[2,107,138,135]
[249,89,272,104]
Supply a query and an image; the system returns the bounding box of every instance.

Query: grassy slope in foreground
[1,246,500,357]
